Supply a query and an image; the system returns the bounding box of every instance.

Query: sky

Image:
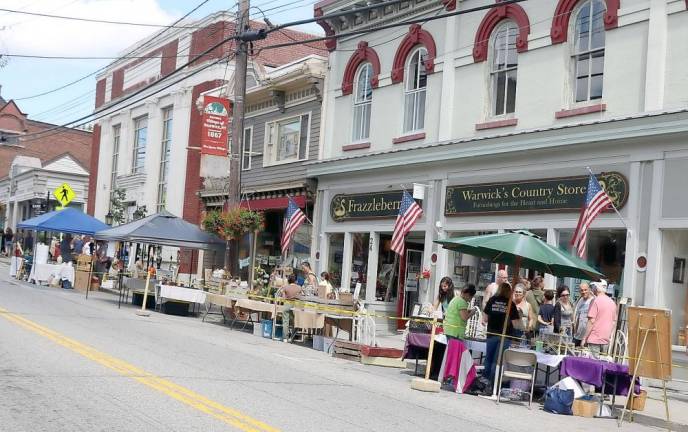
[0,0,323,125]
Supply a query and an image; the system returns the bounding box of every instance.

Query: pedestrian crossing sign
[53,183,75,207]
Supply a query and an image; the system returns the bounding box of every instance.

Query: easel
[619,309,671,429]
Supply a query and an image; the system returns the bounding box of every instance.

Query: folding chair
[496,349,537,408]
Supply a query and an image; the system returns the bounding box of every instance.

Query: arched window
[573,0,605,102]
[352,63,373,142]
[403,47,428,133]
[490,22,518,116]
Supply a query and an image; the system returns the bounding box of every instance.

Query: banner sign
[445,172,628,216]
[200,95,231,156]
[330,191,421,222]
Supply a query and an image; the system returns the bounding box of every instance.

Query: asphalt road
[0,264,661,432]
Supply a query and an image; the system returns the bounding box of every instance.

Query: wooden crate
[333,340,361,361]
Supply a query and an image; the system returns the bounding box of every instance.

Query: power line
[21,0,526,133]
[11,0,220,101]
[0,7,206,29]
[18,29,241,141]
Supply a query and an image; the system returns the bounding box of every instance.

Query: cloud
[0,0,179,56]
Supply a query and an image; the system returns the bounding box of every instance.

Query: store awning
[240,195,306,211]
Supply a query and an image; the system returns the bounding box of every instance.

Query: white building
[309,0,688,340]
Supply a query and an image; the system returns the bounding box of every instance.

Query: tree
[109,188,126,225]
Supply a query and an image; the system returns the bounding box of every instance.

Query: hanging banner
[200,95,231,156]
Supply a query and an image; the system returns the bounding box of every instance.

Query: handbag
[543,387,574,415]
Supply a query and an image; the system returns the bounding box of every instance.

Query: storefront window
[447,231,497,292]
[558,229,626,299]
[327,234,344,288]
[350,233,369,299]
[376,234,398,302]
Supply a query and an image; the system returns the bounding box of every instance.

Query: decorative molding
[392,132,426,144]
[343,142,371,151]
[391,25,437,84]
[341,41,381,96]
[473,4,531,63]
[550,0,620,44]
[314,8,336,51]
[475,118,518,130]
[555,103,606,118]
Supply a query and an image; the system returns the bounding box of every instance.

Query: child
[537,290,555,333]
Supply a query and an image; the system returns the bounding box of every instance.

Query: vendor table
[158,285,207,315]
[233,299,284,330]
[203,293,245,323]
[561,356,639,417]
[29,263,75,286]
[512,348,565,387]
[293,309,325,330]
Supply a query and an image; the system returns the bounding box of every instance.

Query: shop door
[398,249,423,328]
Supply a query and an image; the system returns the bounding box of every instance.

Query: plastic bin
[261,319,283,339]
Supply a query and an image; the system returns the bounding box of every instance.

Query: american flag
[571,174,613,258]
[391,190,423,255]
[281,196,307,256]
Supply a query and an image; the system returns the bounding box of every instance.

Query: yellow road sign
[53,183,76,207]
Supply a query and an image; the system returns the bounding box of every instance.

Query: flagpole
[585,166,629,230]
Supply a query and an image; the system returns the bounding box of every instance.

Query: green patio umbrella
[435,230,605,399]
[435,230,604,281]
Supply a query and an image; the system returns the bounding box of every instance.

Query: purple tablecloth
[402,332,431,360]
[561,356,639,395]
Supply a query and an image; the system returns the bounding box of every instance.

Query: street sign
[53,183,76,207]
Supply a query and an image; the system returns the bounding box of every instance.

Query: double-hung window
[573,0,605,103]
[490,22,518,116]
[132,115,148,174]
[264,114,310,166]
[156,107,173,211]
[110,125,121,201]
[352,63,373,142]
[403,47,427,133]
[241,127,254,170]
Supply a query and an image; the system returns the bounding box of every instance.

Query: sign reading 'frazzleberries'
[200,95,231,156]
[444,172,628,216]
[330,191,420,221]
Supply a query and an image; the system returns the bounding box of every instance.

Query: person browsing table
[443,284,476,340]
[482,282,524,386]
[433,276,455,316]
[582,280,617,357]
[573,282,594,347]
[281,273,302,342]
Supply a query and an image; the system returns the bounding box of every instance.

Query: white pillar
[622,161,642,303]
[437,15,457,141]
[366,231,379,303]
[643,0,668,111]
[342,231,353,294]
[644,160,665,307]
[546,228,558,290]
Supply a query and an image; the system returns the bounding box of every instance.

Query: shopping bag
[543,387,574,415]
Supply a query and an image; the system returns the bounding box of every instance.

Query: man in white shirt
[483,269,507,308]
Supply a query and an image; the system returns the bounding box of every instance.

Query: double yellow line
[0,307,279,432]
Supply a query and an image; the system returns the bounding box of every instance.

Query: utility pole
[226,0,250,275]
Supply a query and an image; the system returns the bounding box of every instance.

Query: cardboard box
[74,271,90,291]
[572,398,598,418]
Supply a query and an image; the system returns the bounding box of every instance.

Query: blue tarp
[17,208,109,236]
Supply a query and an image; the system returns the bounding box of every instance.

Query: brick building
[87,11,326,275]
[0,95,92,229]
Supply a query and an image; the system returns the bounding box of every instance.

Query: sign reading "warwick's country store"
[445,172,628,216]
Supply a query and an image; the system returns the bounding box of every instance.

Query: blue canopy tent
[17,208,109,236]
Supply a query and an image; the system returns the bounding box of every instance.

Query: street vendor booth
[95,210,225,313]
[16,208,109,289]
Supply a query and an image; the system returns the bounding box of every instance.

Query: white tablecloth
[433,335,487,354]
[159,285,207,304]
[29,263,75,285]
[512,348,565,368]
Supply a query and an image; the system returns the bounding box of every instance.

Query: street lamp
[105,211,114,226]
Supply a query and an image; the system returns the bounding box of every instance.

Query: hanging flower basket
[202,209,264,241]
